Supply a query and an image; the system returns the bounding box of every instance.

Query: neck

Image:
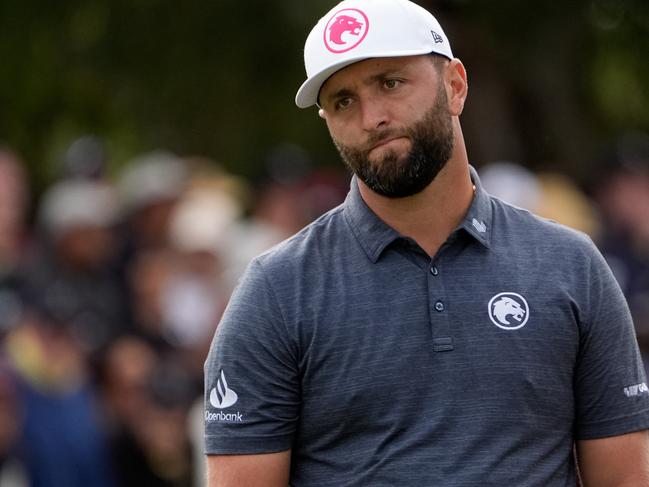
[357,127,473,257]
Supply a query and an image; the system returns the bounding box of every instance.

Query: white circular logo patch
[488,292,529,330]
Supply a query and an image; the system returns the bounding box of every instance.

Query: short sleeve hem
[576,408,649,440]
[204,433,294,455]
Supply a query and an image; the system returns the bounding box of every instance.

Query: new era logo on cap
[324,8,369,53]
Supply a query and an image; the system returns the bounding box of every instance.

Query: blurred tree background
[1,0,648,193]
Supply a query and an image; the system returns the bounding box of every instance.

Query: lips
[369,136,406,152]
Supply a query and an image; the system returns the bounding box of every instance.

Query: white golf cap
[295,0,453,108]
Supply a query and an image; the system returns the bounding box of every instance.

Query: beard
[332,84,454,198]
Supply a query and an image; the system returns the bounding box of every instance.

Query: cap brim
[295,58,359,109]
[294,47,445,109]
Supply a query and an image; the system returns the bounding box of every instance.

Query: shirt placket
[428,246,453,352]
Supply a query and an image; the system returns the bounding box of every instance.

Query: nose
[359,96,389,132]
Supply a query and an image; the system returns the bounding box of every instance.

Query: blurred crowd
[0,132,648,486]
[0,138,349,486]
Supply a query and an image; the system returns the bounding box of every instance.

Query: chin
[369,149,408,169]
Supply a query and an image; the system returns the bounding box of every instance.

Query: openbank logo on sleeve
[206,370,244,423]
[488,292,529,330]
[210,370,238,408]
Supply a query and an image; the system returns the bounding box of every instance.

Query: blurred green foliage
[1,0,648,190]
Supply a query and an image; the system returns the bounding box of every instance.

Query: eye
[383,78,402,90]
[334,97,353,111]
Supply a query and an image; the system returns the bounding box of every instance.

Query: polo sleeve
[574,240,649,439]
[204,258,299,454]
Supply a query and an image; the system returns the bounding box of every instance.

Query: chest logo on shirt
[488,292,529,330]
[209,370,239,409]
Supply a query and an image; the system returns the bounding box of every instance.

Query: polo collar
[343,166,493,263]
[460,166,493,249]
[343,176,401,263]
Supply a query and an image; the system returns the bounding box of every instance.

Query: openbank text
[205,410,244,422]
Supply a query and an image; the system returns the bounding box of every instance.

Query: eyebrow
[323,88,355,106]
[367,69,402,84]
[322,68,404,106]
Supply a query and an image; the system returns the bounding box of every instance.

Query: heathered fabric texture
[204,168,649,486]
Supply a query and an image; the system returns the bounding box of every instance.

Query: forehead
[319,55,435,99]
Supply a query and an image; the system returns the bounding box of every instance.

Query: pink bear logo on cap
[324,8,369,53]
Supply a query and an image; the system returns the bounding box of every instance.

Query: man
[204,0,649,485]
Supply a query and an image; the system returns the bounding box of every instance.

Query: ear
[444,59,468,116]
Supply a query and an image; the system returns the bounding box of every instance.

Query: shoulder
[489,195,597,260]
[253,203,350,273]
[227,203,354,331]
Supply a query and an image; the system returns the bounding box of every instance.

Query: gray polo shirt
[204,168,649,486]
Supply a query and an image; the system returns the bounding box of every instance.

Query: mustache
[363,129,407,152]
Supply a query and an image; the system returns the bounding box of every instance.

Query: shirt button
[430,266,439,276]
[435,301,445,312]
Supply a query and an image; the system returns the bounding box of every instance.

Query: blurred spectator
[125,245,215,389]
[166,173,236,376]
[592,133,649,371]
[115,151,189,335]
[220,165,348,291]
[118,151,188,252]
[100,336,194,486]
[217,181,290,293]
[110,247,200,486]
[20,179,126,354]
[169,163,245,256]
[124,242,209,406]
[479,161,599,237]
[535,173,600,237]
[4,304,115,487]
[479,161,542,211]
